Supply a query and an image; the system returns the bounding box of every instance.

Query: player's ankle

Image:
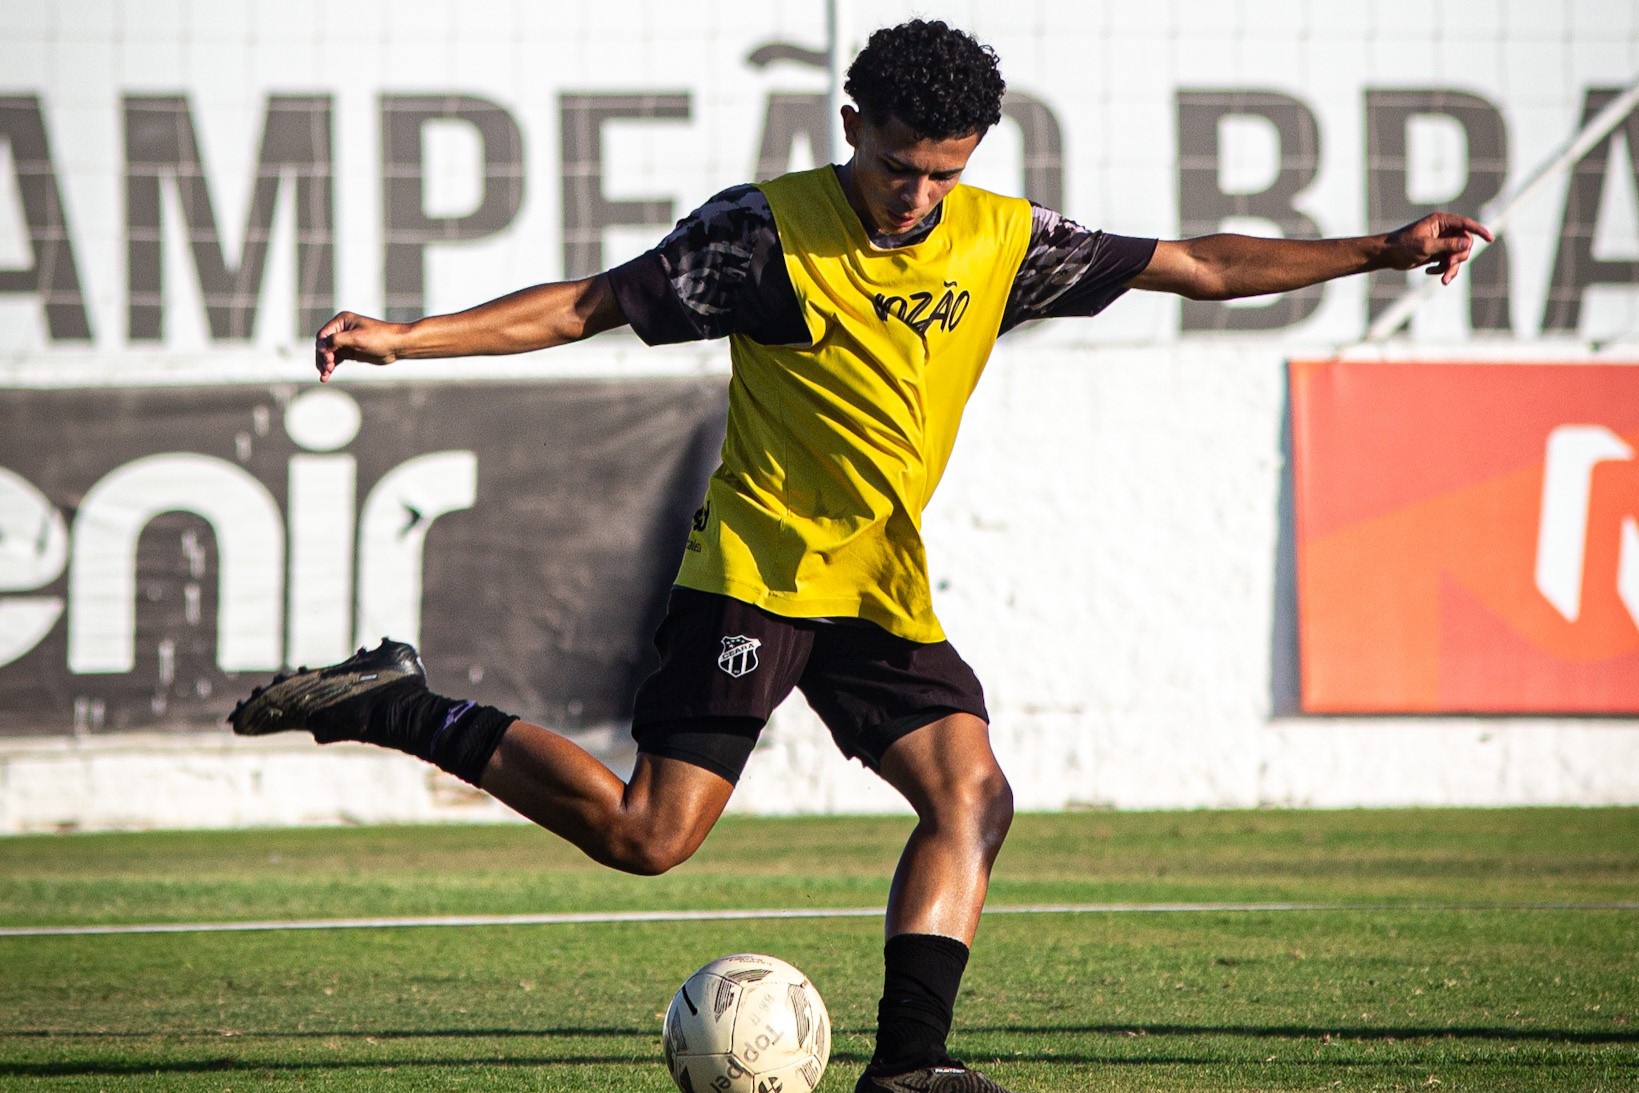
[352,689,516,787]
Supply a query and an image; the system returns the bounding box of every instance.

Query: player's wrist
[395,316,456,360]
[1361,232,1402,273]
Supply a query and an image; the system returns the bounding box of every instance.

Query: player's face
[840,107,982,238]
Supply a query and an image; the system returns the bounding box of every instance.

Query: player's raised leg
[227,639,736,876]
[855,712,1017,1093]
[479,725,735,875]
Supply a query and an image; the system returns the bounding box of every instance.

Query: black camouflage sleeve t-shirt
[606,181,1158,346]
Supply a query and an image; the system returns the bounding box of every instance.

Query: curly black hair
[844,20,1006,140]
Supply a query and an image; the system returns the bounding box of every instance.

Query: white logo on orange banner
[1535,424,1638,628]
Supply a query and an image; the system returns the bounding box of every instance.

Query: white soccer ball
[663,953,831,1093]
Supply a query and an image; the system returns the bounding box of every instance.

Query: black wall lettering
[1176,90,1324,332]
[124,95,333,341]
[559,93,690,280]
[1366,89,1511,333]
[380,95,524,322]
[1542,88,1639,335]
[1001,92,1065,211]
[0,96,92,341]
[755,92,828,180]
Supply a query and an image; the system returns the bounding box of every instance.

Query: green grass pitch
[1,808,1635,1091]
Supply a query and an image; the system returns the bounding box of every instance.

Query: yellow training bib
[675,166,1032,642]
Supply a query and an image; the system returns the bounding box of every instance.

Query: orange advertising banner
[1290,360,1639,714]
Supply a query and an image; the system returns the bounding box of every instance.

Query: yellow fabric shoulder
[675,166,1032,642]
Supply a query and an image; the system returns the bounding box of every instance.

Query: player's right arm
[314,273,628,382]
[317,183,794,382]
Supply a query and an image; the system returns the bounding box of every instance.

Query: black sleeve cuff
[1111,234,1160,282]
[1050,233,1159,318]
[606,252,706,346]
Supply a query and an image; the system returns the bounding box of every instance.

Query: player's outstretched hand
[314,312,410,382]
[1381,212,1494,286]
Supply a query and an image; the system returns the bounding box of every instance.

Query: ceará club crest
[717,635,762,678]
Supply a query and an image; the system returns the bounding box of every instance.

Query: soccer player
[230,20,1488,1093]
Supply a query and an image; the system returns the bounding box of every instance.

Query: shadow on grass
[3,1025,654,1040]
[0,1056,662,1078]
[0,1050,876,1080]
[2,1022,1635,1079]
[963,1022,1639,1046]
[8,1022,1636,1045]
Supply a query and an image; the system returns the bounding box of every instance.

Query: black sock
[872,933,970,1073]
[317,685,515,787]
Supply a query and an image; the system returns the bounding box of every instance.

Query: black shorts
[630,587,988,783]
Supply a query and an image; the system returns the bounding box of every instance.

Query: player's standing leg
[855,712,1017,1093]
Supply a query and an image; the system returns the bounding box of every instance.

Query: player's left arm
[1127,211,1493,300]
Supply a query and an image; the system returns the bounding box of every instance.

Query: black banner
[0,377,727,737]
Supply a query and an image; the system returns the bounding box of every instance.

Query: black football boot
[227,638,426,742]
[854,1060,1016,1093]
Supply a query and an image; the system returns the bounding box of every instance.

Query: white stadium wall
[2,0,1638,830]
